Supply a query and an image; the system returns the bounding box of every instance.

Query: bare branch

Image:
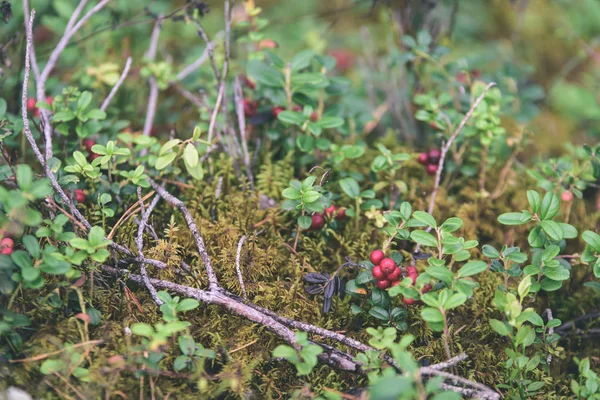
[233,77,255,188]
[149,179,219,289]
[136,190,163,305]
[22,0,40,80]
[235,235,248,299]
[207,0,231,144]
[37,0,111,162]
[142,16,163,138]
[426,82,496,216]
[176,44,211,81]
[101,57,132,112]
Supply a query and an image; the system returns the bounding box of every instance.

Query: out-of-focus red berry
[561,191,573,202]
[335,208,346,220]
[376,279,390,289]
[417,152,429,165]
[428,149,441,164]
[272,106,285,118]
[310,214,325,230]
[426,164,438,176]
[75,189,86,203]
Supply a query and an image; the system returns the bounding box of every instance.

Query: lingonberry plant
[0,1,598,399]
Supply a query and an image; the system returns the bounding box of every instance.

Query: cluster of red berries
[417,148,441,176]
[27,97,53,118]
[308,204,346,230]
[369,249,432,305]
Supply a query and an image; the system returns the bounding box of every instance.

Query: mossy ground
[2,135,599,399]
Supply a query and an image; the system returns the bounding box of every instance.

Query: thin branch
[235,235,248,299]
[233,77,255,188]
[427,82,496,216]
[135,191,163,306]
[176,45,211,81]
[206,0,231,144]
[37,0,111,162]
[142,16,163,138]
[100,57,132,112]
[191,21,221,82]
[22,0,40,80]
[545,308,554,365]
[149,179,218,289]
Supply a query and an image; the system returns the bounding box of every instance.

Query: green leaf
[277,111,305,125]
[130,323,154,337]
[155,152,177,170]
[296,135,315,152]
[159,139,181,156]
[40,359,65,375]
[498,212,532,225]
[16,165,33,190]
[316,116,344,129]
[282,187,302,200]
[77,91,92,111]
[177,299,200,312]
[369,306,389,321]
[412,211,437,228]
[540,220,564,241]
[582,231,600,252]
[443,293,467,310]
[301,191,321,204]
[490,319,510,336]
[11,251,32,269]
[539,192,559,220]
[426,266,454,285]
[339,177,360,199]
[410,230,438,247]
[527,190,541,213]
[528,226,546,247]
[457,261,488,277]
[246,59,285,87]
[298,216,312,230]
[88,226,107,247]
[183,144,198,168]
[421,307,443,323]
[440,217,463,232]
[22,235,40,259]
[272,344,297,359]
[290,49,314,71]
[558,223,578,239]
[482,245,501,258]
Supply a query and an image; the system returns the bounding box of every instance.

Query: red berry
[403,297,415,305]
[1,246,13,256]
[471,69,481,79]
[372,265,385,280]
[370,250,385,265]
[335,208,346,220]
[324,205,336,217]
[243,99,258,117]
[417,152,429,165]
[89,153,101,161]
[82,139,95,152]
[272,106,285,118]
[387,267,401,281]
[408,273,418,285]
[46,96,53,106]
[561,191,573,202]
[456,72,469,84]
[422,284,433,293]
[242,75,256,90]
[27,98,36,111]
[376,280,390,289]
[428,149,441,164]
[1,237,14,249]
[75,189,86,203]
[293,105,302,112]
[310,112,317,122]
[380,258,396,275]
[310,214,325,230]
[405,266,417,275]
[390,280,400,286]
[426,164,438,176]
